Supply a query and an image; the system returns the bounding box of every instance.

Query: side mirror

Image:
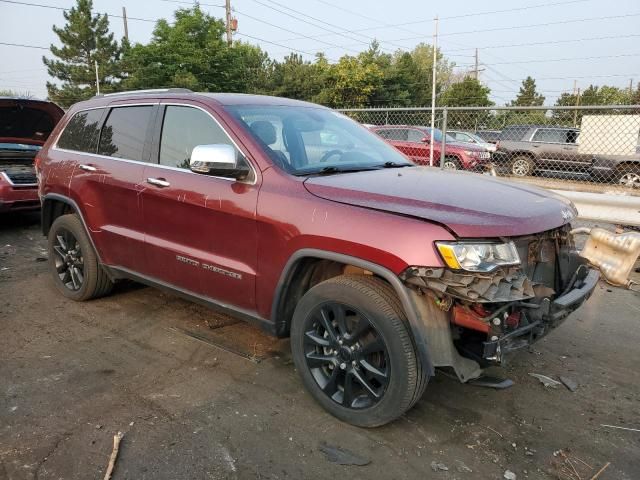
[190,144,250,180]
[421,137,430,144]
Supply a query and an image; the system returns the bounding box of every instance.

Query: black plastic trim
[271,248,434,376]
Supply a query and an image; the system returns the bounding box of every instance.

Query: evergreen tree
[43,0,122,107]
[510,76,545,106]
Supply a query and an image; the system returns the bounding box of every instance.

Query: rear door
[62,104,154,271]
[530,128,588,172]
[140,102,260,311]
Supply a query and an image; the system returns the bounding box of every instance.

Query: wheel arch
[271,248,434,376]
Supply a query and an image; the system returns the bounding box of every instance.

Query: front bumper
[0,175,40,212]
[483,268,599,362]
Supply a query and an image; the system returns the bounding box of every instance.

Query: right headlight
[435,241,521,272]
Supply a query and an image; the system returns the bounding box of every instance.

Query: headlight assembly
[436,241,520,272]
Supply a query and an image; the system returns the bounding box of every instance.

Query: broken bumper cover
[483,268,600,361]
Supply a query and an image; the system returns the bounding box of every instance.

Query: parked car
[448,130,497,153]
[370,125,491,170]
[493,125,590,177]
[0,97,64,212]
[591,149,640,187]
[38,89,598,427]
[474,129,501,144]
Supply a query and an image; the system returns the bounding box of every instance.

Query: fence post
[440,108,448,169]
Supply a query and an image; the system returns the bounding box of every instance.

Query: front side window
[159,106,238,169]
[57,109,104,153]
[407,129,425,143]
[227,105,413,175]
[98,106,153,161]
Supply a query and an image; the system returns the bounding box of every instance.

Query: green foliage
[510,76,545,107]
[553,84,635,124]
[42,0,122,107]
[439,77,492,107]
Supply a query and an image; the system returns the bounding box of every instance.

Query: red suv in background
[38,90,597,427]
[0,97,64,212]
[370,125,491,170]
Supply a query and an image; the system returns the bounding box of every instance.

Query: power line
[0,0,158,22]
[456,52,640,68]
[0,41,48,50]
[441,33,640,53]
[438,0,591,20]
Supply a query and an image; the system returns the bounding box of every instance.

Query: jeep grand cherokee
[37,89,598,427]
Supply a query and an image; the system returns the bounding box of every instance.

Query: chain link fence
[339,105,640,195]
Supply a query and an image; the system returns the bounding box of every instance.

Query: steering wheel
[319,149,344,163]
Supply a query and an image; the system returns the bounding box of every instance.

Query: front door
[140,103,260,311]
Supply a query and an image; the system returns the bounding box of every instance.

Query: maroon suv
[38,90,598,427]
[370,125,491,170]
[0,97,63,212]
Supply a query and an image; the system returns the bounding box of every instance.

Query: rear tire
[510,155,534,177]
[48,214,113,301]
[615,164,640,188]
[290,274,427,427]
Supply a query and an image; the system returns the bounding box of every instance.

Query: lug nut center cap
[338,346,352,362]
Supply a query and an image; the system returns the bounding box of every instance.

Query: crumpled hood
[303,167,576,238]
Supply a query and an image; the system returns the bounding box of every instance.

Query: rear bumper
[0,181,40,212]
[482,268,599,362]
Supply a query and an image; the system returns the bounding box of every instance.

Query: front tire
[510,155,534,177]
[290,275,427,427]
[442,156,461,170]
[48,214,113,301]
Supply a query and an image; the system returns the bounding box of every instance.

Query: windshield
[226,105,414,174]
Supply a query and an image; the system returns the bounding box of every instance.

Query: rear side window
[376,128,407,141]
[98,106,153,161]
[159,105,237,169]
[500,126,529,141]
[531,128,565,143]
[57,109,104,153]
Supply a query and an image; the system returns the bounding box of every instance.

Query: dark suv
[38,90,598,427]
[494,125,589,177]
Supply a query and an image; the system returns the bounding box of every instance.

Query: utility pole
[630,78,634,96]
[225,0,232,46]
[122,7,129,42]
[573,87,580,127]
[94,60,100,95]
[429,16,438,167]
[474,48,478,81]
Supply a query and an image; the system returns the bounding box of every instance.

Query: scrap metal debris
[559,376,579,392]
[503,469,517,479]
[430,461,449,472]
[103,431,124,480]
[319,443,370,466]
[600,424,640,433]
[529,373,562,388]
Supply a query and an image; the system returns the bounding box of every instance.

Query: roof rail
[95,88,193,98]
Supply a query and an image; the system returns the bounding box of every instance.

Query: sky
[0,0,639,106]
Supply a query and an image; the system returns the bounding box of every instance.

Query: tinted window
[407,129,425,142]
[57,109,104,153]
[500,126,529,141]
[159,106,237,169]
[532,128,565,143]
[98,106,153,161]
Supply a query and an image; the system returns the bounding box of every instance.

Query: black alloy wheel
[302,302,390,409]
[52,228,85,291]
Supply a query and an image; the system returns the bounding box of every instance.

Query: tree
[0,89,35,98]
[43,0,122,107]
[553,84,634,124]
[510,76,545,107]
[440,77,492,107]
[121,7,269,94]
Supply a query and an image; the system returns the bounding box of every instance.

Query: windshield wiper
[379,161,414,169]
[296,165,379,176]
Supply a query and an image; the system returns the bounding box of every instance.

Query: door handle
[146,177,170,188]
[79,164,97,172]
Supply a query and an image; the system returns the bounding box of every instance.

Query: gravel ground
[1,212,639,480]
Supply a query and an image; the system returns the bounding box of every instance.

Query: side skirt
[105,265,277,336]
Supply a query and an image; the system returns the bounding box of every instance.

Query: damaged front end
[400,225,599,382]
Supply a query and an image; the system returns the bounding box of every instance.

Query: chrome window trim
[0,171,37,187]
[52,102,257,185]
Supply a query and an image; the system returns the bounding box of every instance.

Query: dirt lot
[1,212,639,480]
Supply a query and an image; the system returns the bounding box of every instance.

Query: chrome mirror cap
[189,144,249,180]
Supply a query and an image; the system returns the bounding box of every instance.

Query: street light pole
[429,16,438,166]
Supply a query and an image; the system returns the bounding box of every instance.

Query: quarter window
[159,106,237,169]
[57,109,104,153]
[98,106,153,161]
